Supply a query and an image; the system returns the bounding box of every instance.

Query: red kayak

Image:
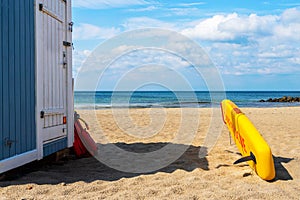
[73,112,98,157]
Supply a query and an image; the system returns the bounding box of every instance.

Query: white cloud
[180,8,300,76]
[220,14,278,36]
[181,13,239,41]
[94,49,199,91]
[127,5,158,12]
[73,23,120,40]
[280,7,300,22]
[108,49,191,73]
[72,0,149,9]
[273,23,300,41]
[72,50,92,77]
[181,8,300,43]
[168,7,201,16]
[74,7,300,81]
[123,17,174,30]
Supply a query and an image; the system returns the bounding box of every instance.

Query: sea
[74,91,300,110]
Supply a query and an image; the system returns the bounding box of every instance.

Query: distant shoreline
[74,91,300,109]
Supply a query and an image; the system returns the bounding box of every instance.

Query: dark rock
[282,96,288,101]
[287,96,293,102]
[259,96,300,103]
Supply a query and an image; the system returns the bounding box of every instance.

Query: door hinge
[68,22,74,32]
[63,41,71,47]
[39,3,43,11]
[40,111,45,118]
[63,51,67,67]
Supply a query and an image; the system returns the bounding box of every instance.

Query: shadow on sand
[0,142,208,186]
[272,156,294,181]
[216,150,294,181]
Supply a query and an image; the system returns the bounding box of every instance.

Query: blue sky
[72,0,300,91]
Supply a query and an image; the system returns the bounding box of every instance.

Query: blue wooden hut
[0,0,73,173]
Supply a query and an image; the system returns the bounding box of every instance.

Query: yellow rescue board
[221,99,275,181]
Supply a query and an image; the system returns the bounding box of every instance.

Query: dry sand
[0,107,300,199]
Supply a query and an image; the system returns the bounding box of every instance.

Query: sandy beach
[0,107,299,199]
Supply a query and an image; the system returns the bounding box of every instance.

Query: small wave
[75,101,214,110]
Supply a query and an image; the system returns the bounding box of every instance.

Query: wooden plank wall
[0,0,36,160]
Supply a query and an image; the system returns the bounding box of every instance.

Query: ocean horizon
[74,91,300,109]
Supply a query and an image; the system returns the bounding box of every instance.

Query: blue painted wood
[19,0,27,154]
[0,0,3,160]
[0,0,36,161]
[14,0,22,155]
[43,138,68,157]
[25,0,31,151]
[8,0,16,158]
[2,0,10,160]
[29,0,36,152]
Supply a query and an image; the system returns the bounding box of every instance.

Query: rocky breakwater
[259,96,300,102]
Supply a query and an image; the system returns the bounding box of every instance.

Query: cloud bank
[73,6,300,90]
